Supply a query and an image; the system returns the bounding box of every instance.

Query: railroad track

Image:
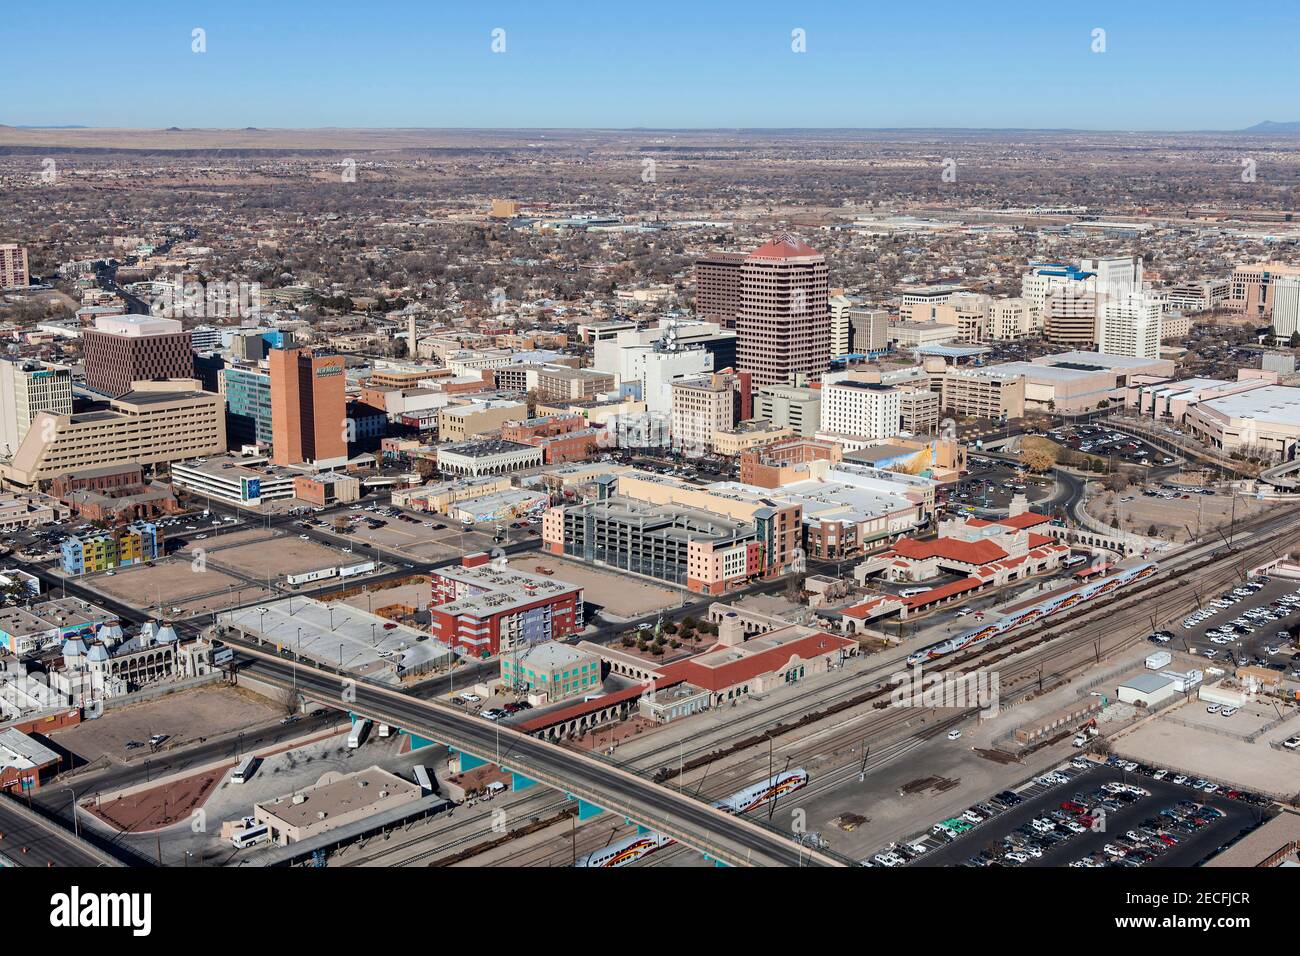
[355,505,1300,868]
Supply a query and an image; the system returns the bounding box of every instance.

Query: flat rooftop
[438,439,537,459]
[1033,350,1165,370]
[257,766,420,829]
[225,597,453,680]
[1198,385,1300,423]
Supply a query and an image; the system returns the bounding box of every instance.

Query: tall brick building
[81,315,193,396]
[269,347,348,468]
[694,250,746,326]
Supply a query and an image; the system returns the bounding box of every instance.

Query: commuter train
[905,561,1159,667]
[574,768,810,867]
[710,768,810,815]
[575,831,677,868]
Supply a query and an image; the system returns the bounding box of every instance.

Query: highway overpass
[235,646,843,868]
[0,796,122,868]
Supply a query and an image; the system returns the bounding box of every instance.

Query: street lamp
[62,787,80,839]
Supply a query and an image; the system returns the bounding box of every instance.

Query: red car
[1158,833,1178,845]
[1060,801,1088,814]
[383,622,398,630]
[1078,815,1097,829]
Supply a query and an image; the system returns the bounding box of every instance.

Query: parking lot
[882,759,1266,869]
[180,530,368,583]
[1160,574,1300,672]
[1044,423,1173,468]
[941,456,1054,515]
[1094,483,1279,544]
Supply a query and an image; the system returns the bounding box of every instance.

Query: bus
[230,755,258,785]
[230,824,270,849]
[1061,554,1089,570]
[412,765,433,794]
[347,718,369,749]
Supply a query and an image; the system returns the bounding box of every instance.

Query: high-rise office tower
[1267,275,1300,340]
[269,347,348,468]
[1098,292,1164,359]
[1231,262,1300,320]
[82,315,194,396]
[736,234,830,387]
[0,359,73,457]
[694,251,746,327]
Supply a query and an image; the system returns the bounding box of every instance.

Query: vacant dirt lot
[1088,487,1279,543]
[209,533,348,578]
[50,685,281,763]
[89,558,244,607]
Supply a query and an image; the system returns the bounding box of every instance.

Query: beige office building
[899,390,941,434]
[940,368,1026,420]
[1042,290,1098,348]
[4,382,225,487]
[990,298,1034,340]
[1229,262,1300,319]
[671,373,735,453]
[736,234,830,386]
[437,400,527,442]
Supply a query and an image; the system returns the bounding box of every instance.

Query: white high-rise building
[821,380,901,440]
[1271,275,1300,341]
[1098,292,1163,359]
[1083,255,1143,303]
[0,360,74,458]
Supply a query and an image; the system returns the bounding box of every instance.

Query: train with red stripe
[905,561,1159,667]
[574,769,809,867]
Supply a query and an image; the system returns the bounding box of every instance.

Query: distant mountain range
[1240,120,1300,134]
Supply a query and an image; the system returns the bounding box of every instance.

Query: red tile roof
[656,631,854,693]
[889,536,1009,565]
[996,512,1052,529]
[902,576,984,608]
[747,233,820,260]
[515,682,668,733]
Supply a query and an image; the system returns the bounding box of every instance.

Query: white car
[947,730,962,740]
[458,692,481,703]
[1206,704,1220,714]
[1283,736,1300,750]
[1221,707,1238,717]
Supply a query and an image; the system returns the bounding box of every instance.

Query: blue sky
[6,1,1297,130]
